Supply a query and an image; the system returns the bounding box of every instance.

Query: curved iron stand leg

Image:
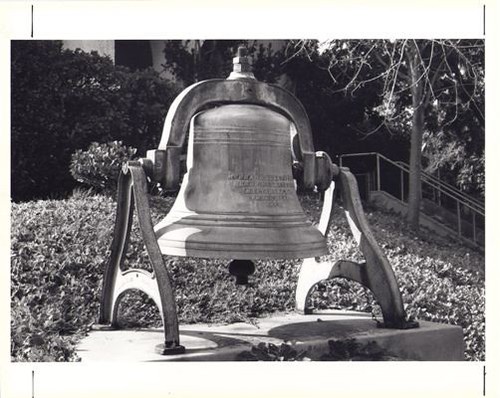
[296,167,418,329]
[98,161,185,355]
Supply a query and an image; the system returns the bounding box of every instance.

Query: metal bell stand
[97,49,417,356]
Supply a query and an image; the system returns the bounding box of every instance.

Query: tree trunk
[193,40,201,82]
[407,46,425,230]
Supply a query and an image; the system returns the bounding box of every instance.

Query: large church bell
[98,47,418,355]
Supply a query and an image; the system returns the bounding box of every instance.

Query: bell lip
[156,216,328,260]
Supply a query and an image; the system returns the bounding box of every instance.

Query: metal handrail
[339,152,484,246]
[394,160,484,212]
[339,152,484,214]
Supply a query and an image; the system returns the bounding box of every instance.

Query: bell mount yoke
[144,46,329,192]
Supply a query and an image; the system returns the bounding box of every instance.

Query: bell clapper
[228,259,256,285]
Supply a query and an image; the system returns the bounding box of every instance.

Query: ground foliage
[11,193,484,361]
[236,342,309,361]
[236,339,399,361]
[320,339,401,361]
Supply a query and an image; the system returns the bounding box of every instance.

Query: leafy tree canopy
[291,39,484,198]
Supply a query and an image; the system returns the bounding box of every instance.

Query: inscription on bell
[228,174,295,206]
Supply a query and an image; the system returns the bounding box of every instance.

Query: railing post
[400,169,404,201]
[472,211,476,243]
[437,169,442,206]
[457,200,462,238]
[339,155,343,168]
[376,153,381,191]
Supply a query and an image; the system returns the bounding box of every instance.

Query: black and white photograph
[2,1,497,397]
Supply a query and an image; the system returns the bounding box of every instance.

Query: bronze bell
[154,102,327,259]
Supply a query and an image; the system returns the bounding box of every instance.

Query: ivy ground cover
[11,193,484,361]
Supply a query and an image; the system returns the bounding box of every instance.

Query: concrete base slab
[76,310,464,361]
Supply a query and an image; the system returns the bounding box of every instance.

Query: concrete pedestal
[76,310,464,361]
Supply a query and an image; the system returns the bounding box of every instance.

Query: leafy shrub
[11,40,178,202]
[237,342,309,361]
[11,194,484,361]
[70,141,137,195]
[236,339,401,362]
[236,339,397,361]
[320,339,400,361]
